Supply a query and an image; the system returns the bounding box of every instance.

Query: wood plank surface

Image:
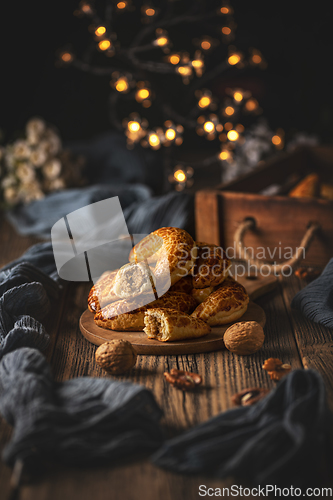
[0,213,332,500]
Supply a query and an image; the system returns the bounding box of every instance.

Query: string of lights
[58,0,284,191]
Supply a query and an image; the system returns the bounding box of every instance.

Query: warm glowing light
[192,59,203,68]
[98,40,111,50]
[169,54,180,64]
[174,170,186,182]
[272,135,282,146]
[145,7,155,16]
[252,54,262,64]
[219,151,230,160]
[201,40,211,50]
[222,27,231,35]
[165,128,176,140]
[245,98,258,111]
[117,1,127,9]
[137,88,150,100]
[225,106,235,116]
[227,130,239,141]
[156,36,168,46]
[228,53,241,65]
[128,121,141,132]
[148,133,160,146]
[115,78,129,92]
[95,26,106,36]
[233,91,243,101]
[177,66,192,76]
[61,52,73,62]
[203,121,215,133]
[81,3,91,13]
[220,6,229,13]
[198,96,211,108]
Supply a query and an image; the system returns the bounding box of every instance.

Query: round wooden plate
[79,301,266,355]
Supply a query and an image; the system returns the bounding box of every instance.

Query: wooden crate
[195,146,333,267]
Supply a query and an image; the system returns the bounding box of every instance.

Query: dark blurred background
[1,0,333,145]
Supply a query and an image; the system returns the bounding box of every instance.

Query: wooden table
[1,215,333,500]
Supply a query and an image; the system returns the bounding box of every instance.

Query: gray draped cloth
[291,258,333,329]
[0,246,164,468]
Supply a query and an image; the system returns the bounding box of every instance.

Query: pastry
[144,308,211,342]
[88,270,118,313]
[192,242,231,289]
[94,291,197,331]
[113,261,155,299]
[191,286,216,304]
[128,227,197,289]
[191,277,249,326]
[169,275,193,294]
[289,173,320,198]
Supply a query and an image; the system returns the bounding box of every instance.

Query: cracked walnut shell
[95,339,137,374]
[223,321,265,355]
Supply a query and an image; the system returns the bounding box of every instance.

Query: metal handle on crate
[234,218,321,274]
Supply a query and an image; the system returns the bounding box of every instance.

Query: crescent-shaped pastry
[113,261,155,299]
[169,275,193,294]
[94,291,197,331]
[192,242,231,289]
[144,308,211,342]
[289,173,320,198]
[191,286,216,305]
[88,270,118,313]
[129,227,197,288]
[191,277,249,326]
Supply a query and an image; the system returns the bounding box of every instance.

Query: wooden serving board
[80,301,266,354]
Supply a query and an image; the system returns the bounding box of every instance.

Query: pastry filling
[144,313,167,341]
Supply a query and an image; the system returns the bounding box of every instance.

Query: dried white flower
[1,175,16,189]
[43,129,62,155]
[46,177,65,191]
[13,140,31,160]
[16,162,36,183]
[4,148,15,170]
[42,158,62,180]
[26,118,45,143]
[4,186,20,204]
[18,181,45,203]
[30,148,47,167]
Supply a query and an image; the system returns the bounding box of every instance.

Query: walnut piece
[223,321,265,355]
[262,358,291,381]
[95,339,137,375]
[164,369,202,391]
[232,387,270,406]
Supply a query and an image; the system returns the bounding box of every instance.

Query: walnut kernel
[262,358,291,381]
[232,387,270,406]
[223,321,265,355]
[164,369,202,391]
[95,339,137,375]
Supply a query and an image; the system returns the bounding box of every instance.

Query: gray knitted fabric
[0,246,164,467]
[0,348,163,466]
[291,258,333,328]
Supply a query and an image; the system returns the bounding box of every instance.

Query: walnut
[95,340,137,375]
[164,369,202,391]
[262,358,291,381]
[223,321,265,355]
[232,387,270,406]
